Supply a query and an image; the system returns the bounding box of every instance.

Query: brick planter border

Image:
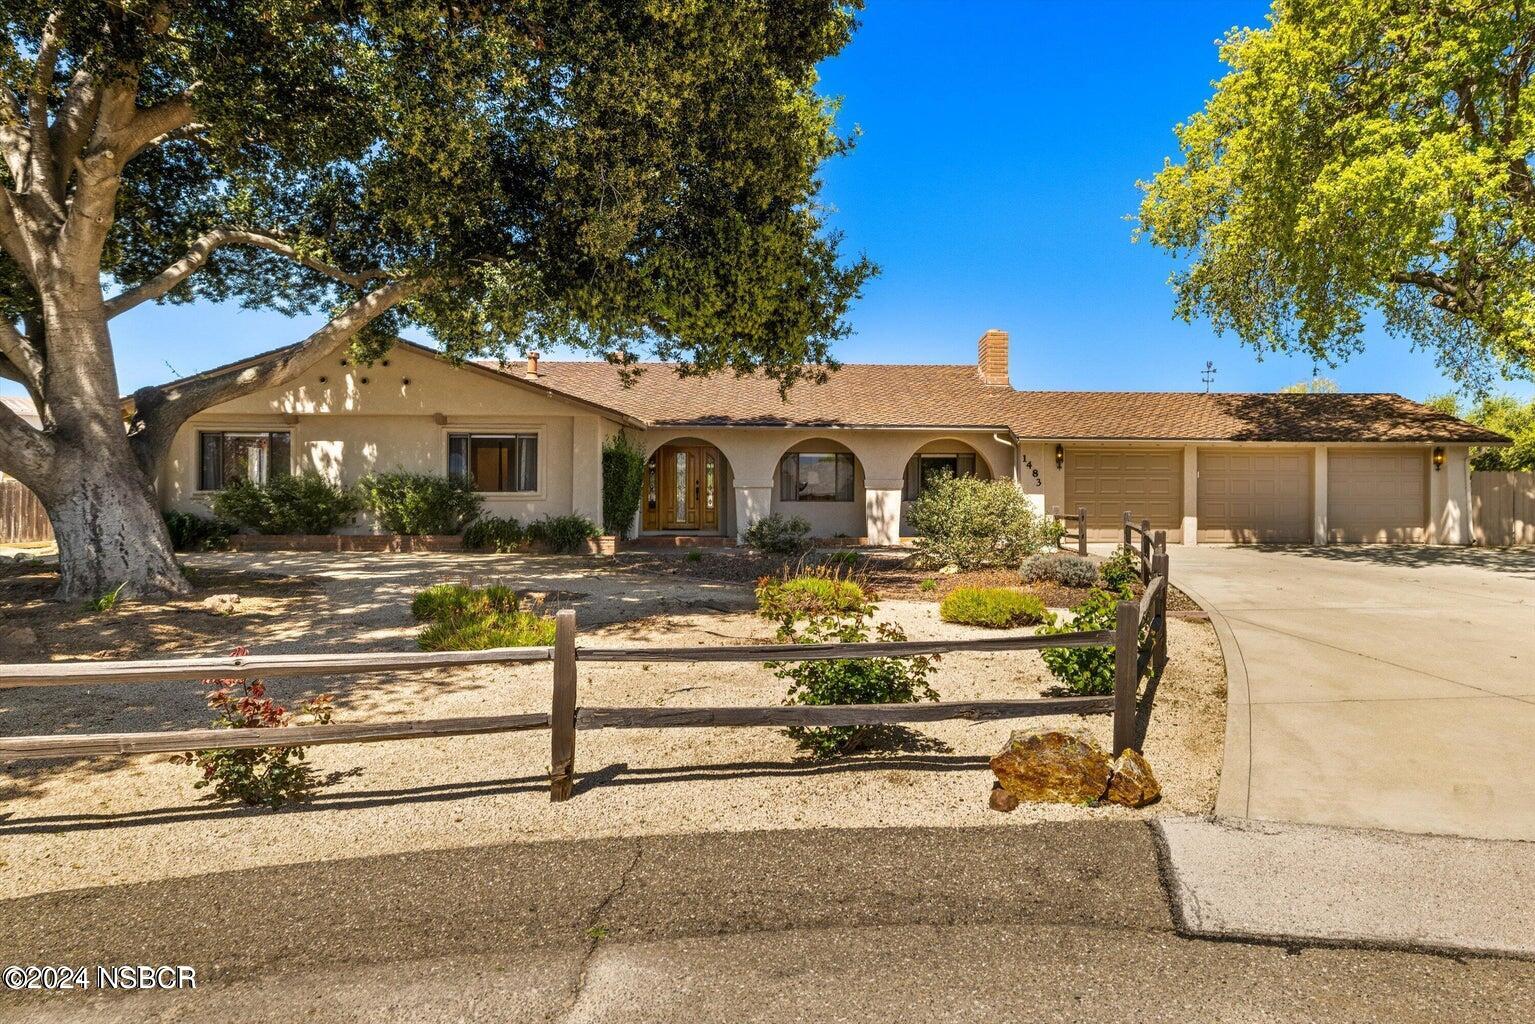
[227,534,618,556]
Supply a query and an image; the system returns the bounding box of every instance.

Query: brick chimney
[977,329,1009,386]
[526,351,540,378]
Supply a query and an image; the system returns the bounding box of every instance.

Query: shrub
[1021,552,1099,588]
[601,433,647,539]
[526,513,600,553]
[1100,547,1141,590]
[462,516,526,552]
[357,472,483,535]
[411,583,520,621]
[819,549,860,568]
[907,475,1059,569]
[756,568,871,623]
[1037,586,1131,695]
[939,587,1049,629]
[743,513,811,554]
[774,610,939,757]
[164,510,236,552]
[212,473,361,534]
[412,583,554,651]
[175,646,334,808]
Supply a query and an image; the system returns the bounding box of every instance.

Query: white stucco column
[1181,444,1199,545]
[571,415,603,524]
[863,479,904,546]
[1312,445,1329,544]
[733,483,772,541]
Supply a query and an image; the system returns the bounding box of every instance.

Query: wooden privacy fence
[0,525,1172,802]
[0,479,51,545]
[1471,471,1535,547]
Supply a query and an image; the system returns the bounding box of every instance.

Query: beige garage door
[1065,448,1183,541]
[1197,448,1313,543]
[1327,449,1428,542]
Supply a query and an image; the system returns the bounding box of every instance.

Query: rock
[11,552,29,563]
[988,782,1019,813]
[989,728,1112,806]
[938,564,961,575]
[1106,748,1161,808]
[201,593,241,616]
[0,626,38,650]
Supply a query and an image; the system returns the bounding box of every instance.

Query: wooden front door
[644,444,721,532]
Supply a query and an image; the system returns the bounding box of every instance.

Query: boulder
[989,728,1112,805]
[0,626,38,651]
[938,564,961,575]
[1106,749,1161,808]
[201,593,241,616]
[987,782,1020,813]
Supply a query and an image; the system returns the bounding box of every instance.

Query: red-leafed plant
[175,646,335,808]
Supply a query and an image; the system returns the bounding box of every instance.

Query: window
[779,451,854,502]
[199,431,291,490]
[903,453,977,500]
[448,433,538,492]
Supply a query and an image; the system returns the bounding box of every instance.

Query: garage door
[1064,448,1182,541]
[1327,449,1427,542]
[1197,448,1313,543]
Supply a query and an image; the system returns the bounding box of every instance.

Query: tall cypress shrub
[602,434,648,539]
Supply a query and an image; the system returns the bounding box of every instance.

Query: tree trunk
[40,442,189,602]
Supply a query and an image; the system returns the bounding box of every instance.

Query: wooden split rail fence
[1051,505,1089,555]
[0,521,1171,801]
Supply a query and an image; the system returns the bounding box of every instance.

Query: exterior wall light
[1432,446,1445,471]
[1055,443,1065,470]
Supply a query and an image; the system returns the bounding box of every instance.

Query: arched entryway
[898,438,996,537]
[642,438,732,535]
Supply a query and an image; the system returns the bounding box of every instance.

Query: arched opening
[899,438,996,537]
[641,437,733,536]
[771,437,865,539]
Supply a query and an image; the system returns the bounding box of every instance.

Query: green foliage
[938,587,1048,629]
[601,433,648,539]
[164,511,236,552]
[462,516,526,552]
[88,581,128,614]
[357,472,482,535]
[774,610,939,758]
[907,475,1059,569]
[1021,552,1099,589]
[526,514,600,553]
[685,549,704,563]
[743,513,812,554]
[819,549,860,569]
[176,647,334,808]
[1279,377,1340,394]
[1100,548,1141,590]
[1426,394,1535,470]
[212,474,361,535]
[412,584,554,651]
[1037,587,1132,696]
[918,578,938,594]
[1136,1,1535,387]
[756,569,871,623]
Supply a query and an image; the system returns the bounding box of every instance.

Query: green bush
[755,569,871,623]
[938,587,1049,628]
[462,516,526,552]
[774,611,939,758]
[819,549,860,568]
[907,475,1060,569]
[211,473,361,534]
[1021,552,1099,588]
[164,510,236,551]
[411,583,520,621]
[1100,547,1141,590]
[526,513,600,553]
[743,513,811,554]
[357,472,483,535]
[601,433,648,539]
[1037,586,1131,695]
[411,583,554,651]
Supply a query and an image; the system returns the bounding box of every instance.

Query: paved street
[1,824,1531,1022]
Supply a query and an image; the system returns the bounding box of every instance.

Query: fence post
[1140,519,1152,583]
[1152,548,1169,676]
[1112,598,1138,755]
[550,608,578,802]
[1076,506,1088,555]
[1122,511,1132,554]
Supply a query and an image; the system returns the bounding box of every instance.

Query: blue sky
[6,1,1531,403]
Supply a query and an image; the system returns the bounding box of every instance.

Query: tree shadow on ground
[1250,543,1535,579]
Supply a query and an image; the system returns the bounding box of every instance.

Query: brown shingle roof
[519,361,1506,444]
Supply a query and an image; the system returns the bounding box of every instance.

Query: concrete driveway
[1168,544,1535,841]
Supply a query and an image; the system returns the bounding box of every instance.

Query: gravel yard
[0,551,1225,899]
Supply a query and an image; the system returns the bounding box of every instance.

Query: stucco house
[150,329,1505,546]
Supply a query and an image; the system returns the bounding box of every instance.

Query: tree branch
[27,11,64,205]
[50,67,100,192]
[0,383,53,489]
[105,228,394,317]
[0,318,43,394]
[116,89,197,165]
[128,278,420,471]
[0,85,31,188]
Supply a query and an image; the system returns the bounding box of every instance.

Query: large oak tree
[1137,0,1535,391]
[0,1,871,599]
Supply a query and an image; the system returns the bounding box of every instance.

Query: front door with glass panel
[646,444,720,532]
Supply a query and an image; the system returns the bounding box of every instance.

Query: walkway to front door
[643,442,723,533]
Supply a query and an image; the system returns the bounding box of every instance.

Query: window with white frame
[778,451,854,502]
[448,433,538,492]
[199,431,291,490]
